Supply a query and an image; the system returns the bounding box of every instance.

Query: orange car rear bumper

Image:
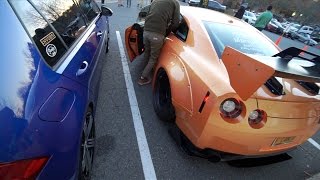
[176,98,320,156]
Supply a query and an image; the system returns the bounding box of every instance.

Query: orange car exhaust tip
[219,98,244,123]
[248,109,267,129]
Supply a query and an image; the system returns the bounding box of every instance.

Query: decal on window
[40,32,56,47]
[46,44,57,57]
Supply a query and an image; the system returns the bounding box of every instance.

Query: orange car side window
[175,19,188,42]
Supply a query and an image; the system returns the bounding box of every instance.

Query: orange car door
[125,23,144,62]
[124,5,150,62]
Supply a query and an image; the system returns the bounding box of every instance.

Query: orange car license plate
[272,137,295,146]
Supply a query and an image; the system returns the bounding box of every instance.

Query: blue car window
[9,0,68,67]
[31,0,88,47]
[76,0,100,23]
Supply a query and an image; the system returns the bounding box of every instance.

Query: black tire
[304,40,309,45]
[105,31,110,53]
[105,40,109,53]
[79,108,95,180]
[153,69,176,122]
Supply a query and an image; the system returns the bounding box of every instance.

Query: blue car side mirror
[101,5,113,17]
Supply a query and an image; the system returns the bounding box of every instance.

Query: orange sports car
[125,6,320,161]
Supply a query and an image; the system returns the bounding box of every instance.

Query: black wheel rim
[80,111,95,179]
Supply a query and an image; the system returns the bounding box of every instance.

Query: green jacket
[254,10,273,29]
[144,0,180,36]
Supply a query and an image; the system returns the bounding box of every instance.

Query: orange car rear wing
[222,46,320,101]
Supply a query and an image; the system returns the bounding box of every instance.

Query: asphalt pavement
[93,1,320,179]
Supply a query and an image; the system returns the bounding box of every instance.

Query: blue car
[0,0,112,179]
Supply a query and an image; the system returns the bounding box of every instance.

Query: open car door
[124,5,150,62]
[125,22,144,62]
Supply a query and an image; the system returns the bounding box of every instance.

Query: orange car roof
[181,6,251,28]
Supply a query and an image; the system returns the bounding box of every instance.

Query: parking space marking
[116,31,157,180]
[308,138,320,150]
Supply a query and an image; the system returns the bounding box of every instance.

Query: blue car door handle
[97,31,103,37]
[76,61,89,76]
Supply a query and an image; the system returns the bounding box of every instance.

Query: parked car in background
[291,32,318,46]
[271,19,284,34]
[188,0,200,6]
[255,12,262,17]
[311,30,320,43]
[188,0,226,12]
[266,19,284,34]
[297,25,314,35]
[0,0,112,179]
[207,0,226,13]
[284,23,301,38]
[285,24,314,38]
[266,20,278,33]
[242,11,256,25]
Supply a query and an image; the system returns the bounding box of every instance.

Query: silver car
[292,32,318,46]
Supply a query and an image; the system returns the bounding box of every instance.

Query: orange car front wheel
[153,69,176,122]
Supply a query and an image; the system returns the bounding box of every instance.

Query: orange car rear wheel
[153,69,176,122]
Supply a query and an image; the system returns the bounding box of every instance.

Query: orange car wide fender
[154,50,193,116]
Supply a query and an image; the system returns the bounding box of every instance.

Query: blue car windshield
[203,21,279,58]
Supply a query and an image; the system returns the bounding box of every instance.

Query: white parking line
[116,31,157,180]
[308,138,320,151]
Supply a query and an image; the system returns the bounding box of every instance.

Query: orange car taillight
[0,157,48,179]
[248,109,267,129]
[219,98,242,118]
[199,91,210,113]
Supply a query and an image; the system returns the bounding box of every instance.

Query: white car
[284,23,301,33]
[291,32,318,46]
[297,26,314,35]
[242,11,256,25]
[283,23,301,38]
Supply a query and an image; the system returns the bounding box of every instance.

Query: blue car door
[49,0,107,93]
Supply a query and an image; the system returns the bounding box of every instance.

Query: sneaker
[138,76,151,86]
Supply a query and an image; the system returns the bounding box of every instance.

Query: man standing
[254,5,273,31]
[138,0,180,85]
[234,5,246,19]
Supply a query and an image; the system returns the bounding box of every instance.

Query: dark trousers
[127,0,131,7]
[255,27,264,31]
[142,31,165,78]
